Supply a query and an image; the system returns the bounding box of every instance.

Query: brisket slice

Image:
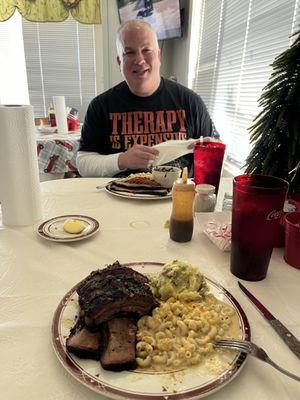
[66,317,100,360]
[109,177,169,196]
[99,316,137,371]
[77,262,157,327]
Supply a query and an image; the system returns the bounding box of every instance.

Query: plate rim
[52,262,250,399]
[105,181,172,201]
[37,214,100,242]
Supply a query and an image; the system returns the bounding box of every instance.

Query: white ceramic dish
[37,215,100,242]
[152,166,182,188]
[52,262,250,400]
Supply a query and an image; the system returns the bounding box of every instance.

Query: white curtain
[0,12,29,105]
[191,0,300,167]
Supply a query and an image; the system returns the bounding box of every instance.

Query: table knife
[238,281,300,359]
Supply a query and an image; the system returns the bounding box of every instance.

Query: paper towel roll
[0,105,42,226]
[53,96,68,134]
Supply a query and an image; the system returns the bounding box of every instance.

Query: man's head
[116,20,161,97]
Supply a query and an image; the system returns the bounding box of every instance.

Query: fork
[215,339,300,382]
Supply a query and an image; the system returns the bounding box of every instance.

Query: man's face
[117,26,161,97]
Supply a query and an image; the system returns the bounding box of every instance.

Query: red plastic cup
[68,119,79,132]
[284,212,300,269]
[230,175,289,281]
[274,199,300,247]
[194,142,226,195]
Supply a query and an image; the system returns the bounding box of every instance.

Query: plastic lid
[195,184,215,194]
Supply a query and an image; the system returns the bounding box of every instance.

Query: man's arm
[76,151,123,177]
[76,145,159,177]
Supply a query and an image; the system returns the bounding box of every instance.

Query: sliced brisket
[99,316,137,371]
[109,176,169,196]
[66,317,100,360]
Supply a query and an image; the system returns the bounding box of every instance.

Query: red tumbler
[194,142,226,195]
[284,211,300,269]
[230,175,289,281]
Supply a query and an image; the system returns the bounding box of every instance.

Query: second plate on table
[37,215,100,242]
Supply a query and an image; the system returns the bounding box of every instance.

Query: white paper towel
[53,96,68,134]
[0,105,42,226]
[153,138,198,166]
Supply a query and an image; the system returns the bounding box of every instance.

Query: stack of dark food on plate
[109,175,169,196]
[66,261,157,371]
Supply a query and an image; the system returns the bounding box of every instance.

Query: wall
[101,0,193,90]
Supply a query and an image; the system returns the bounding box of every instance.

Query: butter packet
[203,221,231,252]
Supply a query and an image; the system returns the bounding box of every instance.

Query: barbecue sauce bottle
[169,167,195,242]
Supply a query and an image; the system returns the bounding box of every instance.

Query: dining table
[0,177,299,400]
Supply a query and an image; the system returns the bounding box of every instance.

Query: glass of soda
[230,174,289,281]
[284,211,300,269]
[194,142,226,196]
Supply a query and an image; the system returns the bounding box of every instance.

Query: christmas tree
[245,29,300,192]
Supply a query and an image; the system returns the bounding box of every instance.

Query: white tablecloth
[0,178,299,400]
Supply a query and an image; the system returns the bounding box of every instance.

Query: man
[77,20,218,177]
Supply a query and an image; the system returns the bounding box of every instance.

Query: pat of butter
[63,219,86,234]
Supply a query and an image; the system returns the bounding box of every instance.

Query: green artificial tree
[245,29,300,196]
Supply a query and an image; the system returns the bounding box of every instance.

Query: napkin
[153,139,198,166]
[203,221,231,251]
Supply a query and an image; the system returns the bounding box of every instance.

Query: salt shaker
[193,184,216,213]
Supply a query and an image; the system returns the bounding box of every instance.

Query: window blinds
[22,17,97,121]
[191,0,300,167]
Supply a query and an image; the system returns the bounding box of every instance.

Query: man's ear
[117,56,121,66]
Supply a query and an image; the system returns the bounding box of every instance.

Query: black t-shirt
[79,77,218,176]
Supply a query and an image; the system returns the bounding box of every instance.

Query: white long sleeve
[76,151,125,177]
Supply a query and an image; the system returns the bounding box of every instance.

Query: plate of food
[52,260,250,399]
[37,215,100,242]
[105,173,172,200]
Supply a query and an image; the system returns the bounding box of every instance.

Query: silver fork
[215,339,300,382]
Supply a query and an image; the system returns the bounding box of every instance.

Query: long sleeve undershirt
[76,151,125,177]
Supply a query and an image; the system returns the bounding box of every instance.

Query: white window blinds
[22,17,97,121]
[191,0,300,167]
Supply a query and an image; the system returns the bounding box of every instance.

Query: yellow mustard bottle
[169,168,195,242]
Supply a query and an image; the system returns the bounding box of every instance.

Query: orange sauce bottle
[169,168,195,242]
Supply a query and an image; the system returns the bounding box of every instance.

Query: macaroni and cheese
[136,260,240,371]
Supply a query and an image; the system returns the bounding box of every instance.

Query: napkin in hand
[153,138,198,166]
[203,221,231,251]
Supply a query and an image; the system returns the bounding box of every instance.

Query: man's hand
[118,145,159,170]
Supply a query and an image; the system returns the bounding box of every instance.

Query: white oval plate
[52,262,250,399]
[105,181,172,200]
[37,215,100,242]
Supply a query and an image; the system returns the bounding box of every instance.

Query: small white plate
[37,215,100,242]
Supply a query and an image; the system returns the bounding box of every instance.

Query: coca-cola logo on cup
[266,210,282,220]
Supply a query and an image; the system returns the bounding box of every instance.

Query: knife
[238,281,300,359]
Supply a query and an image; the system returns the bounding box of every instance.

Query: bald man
[77,20,218,177]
